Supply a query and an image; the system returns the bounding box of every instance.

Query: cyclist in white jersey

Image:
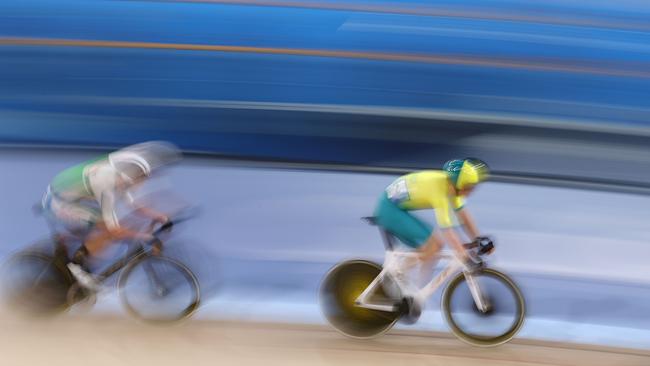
[42,141,181,289]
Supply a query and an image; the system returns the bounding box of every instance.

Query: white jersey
[49,155,134,230]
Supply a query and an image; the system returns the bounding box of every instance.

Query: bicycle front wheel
[118,255,200,323]
[441,268,525,347]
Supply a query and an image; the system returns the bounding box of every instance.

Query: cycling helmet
[109,141,181,183]
[443,158,490,190]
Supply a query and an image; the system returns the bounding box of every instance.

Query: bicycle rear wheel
[118,255,200,323]
[320,260,400,339]
[441,268,525,347]
[0,251,72,316]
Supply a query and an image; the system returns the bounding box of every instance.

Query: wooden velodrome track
[1,315,648,366]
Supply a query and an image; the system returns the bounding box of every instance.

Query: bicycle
[320,216,526,347]
[1,210,201,323]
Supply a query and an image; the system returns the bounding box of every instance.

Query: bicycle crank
[399,296,423,324]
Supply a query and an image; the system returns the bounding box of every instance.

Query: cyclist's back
[49,155,107,202]
[388,170,464,213]
[376,170,465,248]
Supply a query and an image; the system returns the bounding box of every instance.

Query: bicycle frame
[53,219,174,282]
[355,249,489,314]
[49,231,162,288]
[96,244,149,280]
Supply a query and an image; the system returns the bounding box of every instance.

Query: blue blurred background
[3,0,650,182]
[2,0,650,352]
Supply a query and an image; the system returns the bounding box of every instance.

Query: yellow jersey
[386,170,465,228]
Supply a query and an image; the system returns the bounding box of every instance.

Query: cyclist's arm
[88,165,152,241]
[124,192,169,223]
[103,192,138,238]
[136,207,168,222]
[441,228,469,260]
[435,200,470,261]
[98,191,150,241]
[107,225,153,242]
[456,208,480,240]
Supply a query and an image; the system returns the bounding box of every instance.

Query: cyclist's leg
[417,232,444,286]
[374,194,434,290]
[44,194,107,290]
[83,222,117,258]
[47,195,99,271]
[374,193,433,250]
[42,192,77,270]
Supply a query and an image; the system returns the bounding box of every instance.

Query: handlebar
[463,236,495,256]
[152,221,174,236]
[149,206,201,238]
[476,237,495,255]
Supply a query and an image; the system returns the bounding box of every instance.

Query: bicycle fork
[144,261,169,297]
[464,272,490,313]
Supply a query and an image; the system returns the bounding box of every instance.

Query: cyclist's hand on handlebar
[147,215,171,232]
[475,236,495,255]
[159,220,174,233]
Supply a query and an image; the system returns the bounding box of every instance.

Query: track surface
[1,316,648,366]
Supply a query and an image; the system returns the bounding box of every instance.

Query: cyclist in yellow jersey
[374,158,490,288]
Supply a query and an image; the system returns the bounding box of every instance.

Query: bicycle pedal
[399,296,422,324]
[67,284,98,310]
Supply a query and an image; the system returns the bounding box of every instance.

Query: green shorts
[373,193,433,248]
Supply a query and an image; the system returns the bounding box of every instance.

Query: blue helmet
[443,158,490,190]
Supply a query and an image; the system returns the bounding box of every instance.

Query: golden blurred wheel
[319,260,400,339]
